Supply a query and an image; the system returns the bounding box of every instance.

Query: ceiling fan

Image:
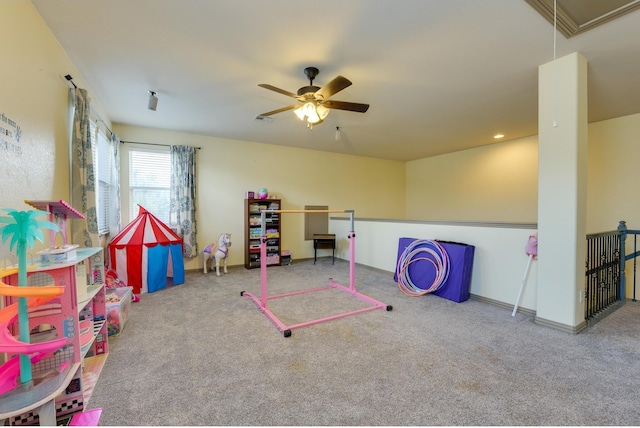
[257,67,369,128]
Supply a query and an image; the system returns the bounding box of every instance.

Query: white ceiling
[32,0,640,161]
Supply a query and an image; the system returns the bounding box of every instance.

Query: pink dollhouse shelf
[24,199,85,248]
[24,200,85,220]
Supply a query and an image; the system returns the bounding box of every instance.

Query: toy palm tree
[0,208,58,384]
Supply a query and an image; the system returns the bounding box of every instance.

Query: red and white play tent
[108,206,185,294]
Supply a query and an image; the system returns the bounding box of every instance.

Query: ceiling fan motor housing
[297,85,321,97]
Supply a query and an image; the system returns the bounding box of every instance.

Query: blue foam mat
[394,237,475,303]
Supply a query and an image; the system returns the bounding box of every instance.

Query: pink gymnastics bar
[241,209,392,337]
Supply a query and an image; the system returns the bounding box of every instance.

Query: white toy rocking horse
[203,233,232,276]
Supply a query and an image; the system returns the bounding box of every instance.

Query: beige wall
[0,1,108,255]
[114,124,406,271]
[405,136,539,223]
[1,1,73,211]
[404,112,640,233]
[587,113,640,233]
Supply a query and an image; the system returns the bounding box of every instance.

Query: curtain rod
[121,140,201,149]
[64,74,116,138]
[95,118,114,138]
[90,106,115,137]
[64,74,77,88]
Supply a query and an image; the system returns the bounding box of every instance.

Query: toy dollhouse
[0,200,107,425]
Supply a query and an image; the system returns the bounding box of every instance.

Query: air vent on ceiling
[525,0,640,38]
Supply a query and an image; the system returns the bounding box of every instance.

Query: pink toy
[525,234,538,258]
[70,408,103,426]
[513,233,538,316]
[105,269,126,289]
[0,316,67,354]
[107,308,121,336]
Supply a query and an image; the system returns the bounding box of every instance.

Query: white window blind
[129,149,171,223]
[91,122,113,235]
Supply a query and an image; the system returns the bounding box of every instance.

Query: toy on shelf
[257,188,268,199]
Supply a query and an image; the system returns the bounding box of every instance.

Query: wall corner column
[536,52,588,331]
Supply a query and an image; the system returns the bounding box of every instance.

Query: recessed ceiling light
[494,134,505,139]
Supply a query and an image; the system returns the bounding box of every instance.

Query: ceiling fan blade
[322,100,369,113]
[258,104,300,117]
[314,76,352,100]
[258,84,298,99]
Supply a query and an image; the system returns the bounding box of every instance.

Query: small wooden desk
[313,234,336,264]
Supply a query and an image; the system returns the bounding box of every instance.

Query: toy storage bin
[106,286,133,336]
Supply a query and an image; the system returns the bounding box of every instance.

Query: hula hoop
[396,239,450,296]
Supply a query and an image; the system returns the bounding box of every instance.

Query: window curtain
[170,145,197,257]
[70,87,99,247]
[108,132,122,235]
[101,132,121,268]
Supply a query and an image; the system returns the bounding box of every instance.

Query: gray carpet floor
[88,258,640,426]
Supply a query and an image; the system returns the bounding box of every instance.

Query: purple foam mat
[394,237,475,303]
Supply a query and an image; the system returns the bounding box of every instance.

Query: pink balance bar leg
[240,290,291,336]
[328,278,390,309]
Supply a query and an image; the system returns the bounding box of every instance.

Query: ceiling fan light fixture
[315,104,329,123]
[293,103,308,121]
[294,101,329,125]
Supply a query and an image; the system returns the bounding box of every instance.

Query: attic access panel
[525,0,640,37]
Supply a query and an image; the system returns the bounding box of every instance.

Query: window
[91,123,115,235]
[129,148,171,223]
